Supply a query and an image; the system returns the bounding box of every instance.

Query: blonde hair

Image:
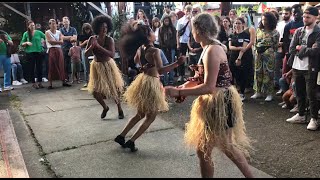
[192,12,220,41]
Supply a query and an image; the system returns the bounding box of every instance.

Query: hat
[304,6,319,16]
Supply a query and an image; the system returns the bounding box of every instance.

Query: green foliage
[252,5,259,12]
[236,6,249,16]
[1,6,26,35]
[111,12,127,42]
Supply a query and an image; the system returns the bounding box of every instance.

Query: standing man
[176,5,192,82]
[275,7,292,95]
[161,5,171,21]
[286,7,320,131]
[0,30,14,92]
[60,16,77,82]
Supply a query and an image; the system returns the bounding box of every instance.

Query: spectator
[68,42,81,84]
[229,17,253,101]
[35,23,49,83]
[20,20,46,89]
[151,17,161,48]
[0,30,14,92]
[281,74,296,109]
[228,9,238,28]
[159,15,177,85]
[219,16,232,47]
[45,19,71,89]
[169,11,178,28]
[11,51,28,86]
[275,7,293,95]
[176,5,192,82]
[78,23,93,88]
[60,16,77,82]
[286,7,320,131]
[136,9,149,26]
[251,12,279,101]
[161,5,171,21]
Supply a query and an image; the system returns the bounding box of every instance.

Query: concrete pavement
[1,81,273,178]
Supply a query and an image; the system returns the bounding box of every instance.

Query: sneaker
[20,78,28,84]
[240,94,246,101]
[42,77,48,82]
[12,80,22,86]
[286,113,306,123]
[35,78,37,82]
[290,105,299,113]
[282,104,287,109]
[0,88,2,92]
[3,86,14,91]
[265,95,273,102]
[177,76,182,82]
[250,92,262,99]
[307,118,319,131]
[276,89,283,96]
[83,83,88,88]
[278,101,286,106]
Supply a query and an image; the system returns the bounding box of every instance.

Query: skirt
[123,73,169,113]
[184,86,252,158]
[48,47,65,81]
[88,58,124,101]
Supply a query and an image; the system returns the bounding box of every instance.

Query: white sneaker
[20,78,28,84]
[278,101,286,106]
[240,94,246,101]
[265,95,273,102]
[286,113,306,124]
[35,78,37,82]
[250,92,262,99]
[3,86,14,91]
[0,88,2,92]
[276,89,283,96]
[177,76,182,82]
[290,105,299,113]
[307,118,319,131]
[12,80,23,86]
[42,77,48,82]
[282,104,287,109]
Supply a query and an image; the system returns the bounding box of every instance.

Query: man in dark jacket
[286,6,320,131]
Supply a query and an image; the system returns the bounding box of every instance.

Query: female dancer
[165,13,253,178]
[114,21,185,152]
[85,15,124,119]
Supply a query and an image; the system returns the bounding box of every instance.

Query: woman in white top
[45,19,71,89]
[151,17,161,48]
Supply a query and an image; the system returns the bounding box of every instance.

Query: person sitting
[11,50,28,86]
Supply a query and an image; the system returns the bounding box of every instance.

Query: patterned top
[255,28,279,52]
[188,43,232,88]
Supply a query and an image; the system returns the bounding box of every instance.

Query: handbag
[256,46,270,54]
[178,21,189,36]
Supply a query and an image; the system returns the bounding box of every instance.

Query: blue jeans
[81,48,90,82]
[275,52,284,87]
[11,63,24,81]
[279,77,289,92]
[0,55,11,87]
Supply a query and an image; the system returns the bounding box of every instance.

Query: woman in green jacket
[20,20,46,89]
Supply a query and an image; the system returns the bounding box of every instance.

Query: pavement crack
[9,95,59,178]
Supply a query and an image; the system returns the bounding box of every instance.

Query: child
[68,42,81,84]
[11,51,28,86]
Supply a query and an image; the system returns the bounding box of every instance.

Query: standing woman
[20,20,46,89]
[114,21,185,152]
[165,13,253,178]
[136,9,150,26]
[85,15,124,119]
[250,12,279,101]
[229,17,254,101]
[151,17,161,48]
[45,19,71,89]
[78,23,93,88]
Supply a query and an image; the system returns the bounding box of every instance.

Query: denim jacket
[288,24,320,72]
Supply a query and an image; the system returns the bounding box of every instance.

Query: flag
[258,2,267,13]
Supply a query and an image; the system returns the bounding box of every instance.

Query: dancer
[85,15,124,119]
[165,13,253,178]
[114,20,185,152]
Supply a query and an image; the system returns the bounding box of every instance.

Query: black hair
[258,12,277,31]
[91,15,113,35]
[284,7,292,13]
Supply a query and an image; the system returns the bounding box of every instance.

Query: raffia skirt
[88,58,124,101]
[123,73,169,113]
[184,86,252,158]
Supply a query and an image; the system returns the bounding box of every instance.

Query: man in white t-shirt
[286,7,320,131]
[275,7,293,95]
[176,5,192,82]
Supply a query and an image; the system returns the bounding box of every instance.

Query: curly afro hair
[91,15,113,35]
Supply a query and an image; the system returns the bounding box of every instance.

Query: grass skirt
[88,58,124,100]
[184,86,252,158]
[123,73,169,113]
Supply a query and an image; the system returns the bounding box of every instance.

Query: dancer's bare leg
[114,98,124,118]
[221,129,254,178]
[196,143,214,178]
[120,110,145,137]
[93,91,109,118]
[129,112,157,142]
